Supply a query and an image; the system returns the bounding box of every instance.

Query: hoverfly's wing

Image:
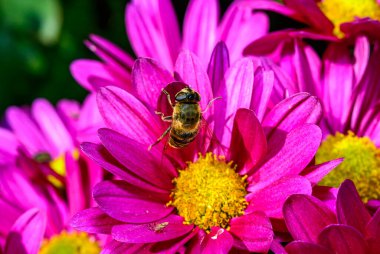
[156,81,188,117]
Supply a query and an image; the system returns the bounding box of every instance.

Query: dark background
[1,0,293,115]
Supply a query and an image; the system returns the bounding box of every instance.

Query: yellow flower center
[49,149,80,176]
[318,0,380,37]
[168,153,248,232]
[316,131,380,202]
[39,231,100,254]
[39,149,79,188]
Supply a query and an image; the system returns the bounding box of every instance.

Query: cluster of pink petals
[247,34,380,145]
[3,208,46,254]
[70,43,342,253]
[283,179,380,254]
[70,0,269,93]
[0,95,104,251]
[238,0,380,52]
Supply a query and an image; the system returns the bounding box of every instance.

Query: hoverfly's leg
[202,96,222,114]
[162,89,173,108]
[154,111,173,122]
[148,126,172,151]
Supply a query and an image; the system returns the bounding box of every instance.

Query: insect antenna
[202,97,222,114]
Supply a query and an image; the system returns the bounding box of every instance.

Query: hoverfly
[148,84,220,150]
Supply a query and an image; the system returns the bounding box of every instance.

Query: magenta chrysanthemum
[247,35,380,201]
[70,47,340,253]
[0,96,104,252]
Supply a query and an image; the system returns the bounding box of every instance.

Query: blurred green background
[0,0,129,115]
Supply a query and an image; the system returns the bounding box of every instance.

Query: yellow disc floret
[168,153,248,232]
[39,231,100,254]
[316,131,380,202]
[48,149,80,188]
[318,0,380,37]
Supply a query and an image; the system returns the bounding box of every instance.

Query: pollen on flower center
[318,0,380,37]
[39,231,100,254]
[168,153,248,232]
[316,131,380,202]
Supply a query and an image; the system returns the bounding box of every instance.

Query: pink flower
[70,47,339,253]
[245,36,380,202]
[70,0,269,92]
[3,209,46,254]
[0,96,104,251]
[3,208,100,254]
[253,36,380,145]
[283,179,380,254]
[239,0,380,54]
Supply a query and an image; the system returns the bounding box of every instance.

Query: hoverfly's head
[175,87,201,103]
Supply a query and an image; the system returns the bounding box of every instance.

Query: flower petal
[263,93,322,140]
[132,58,174,109]
[318,225,368,254]
[182,0,218,65]
[4,209,46,254]
[286,241,334,254]
[0,128,18,163]
[229,109,267,174]
[32,99,74,157]
[219,3,269,63]
[87,34,134,73]
[366,208,380,239]
[158,0,181,63]
[101,240,152,254]
[249,124,321,187]
[224,58,255,120]
[207,41,230,96]
[229,212,273,253]
[322,42,355,132]
[70,207,122,235]
[97,86,162,145]
[336,180,371,234]
[81,142,168,194]
[311,186,338,212]
[6,106,52,157]
[284,0,333,33]
[0,163,68,237]
[283,194,336,242]
[151,228,199,254]
[174,51,213,111]
[246,176,312,218]
[207,42,230,143]
[112,214,193,243]
[221,58,257,145]
[201,227,233,254]
[70,60,116,91]
[250,67,274,121]
[98,128,175,189]
[65,152,86,217]
[125,2,173,69]
[243,30,292,56]
[93,180,173,223]
[353,36,370,82]
[301,158,343,185]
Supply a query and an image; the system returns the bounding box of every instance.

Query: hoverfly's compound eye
[187,94,195,100]
[175,93,187,102]
[194,93,201,102]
